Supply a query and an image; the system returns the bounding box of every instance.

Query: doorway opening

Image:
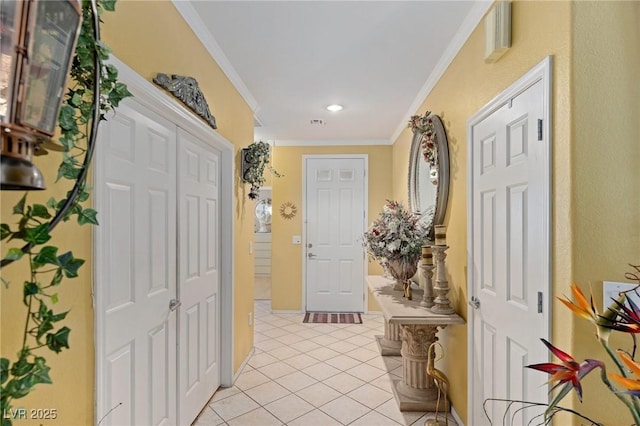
[254,187,272,301]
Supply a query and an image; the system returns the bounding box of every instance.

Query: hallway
[194,301,455,425]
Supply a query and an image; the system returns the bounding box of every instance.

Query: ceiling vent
[310,119,325,125]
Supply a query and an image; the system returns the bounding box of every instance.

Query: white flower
[362,200,430,263]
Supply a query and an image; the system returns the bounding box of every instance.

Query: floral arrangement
[241,141,282,199]
[363,200,430,264]
[408,110,437,167]
[524,264,640,424]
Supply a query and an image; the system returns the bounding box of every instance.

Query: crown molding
[390,0,493,143]
[172,0,260,113]
[270,138,391,147]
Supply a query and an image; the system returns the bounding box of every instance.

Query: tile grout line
[198,300,431,426]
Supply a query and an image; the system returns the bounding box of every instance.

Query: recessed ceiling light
[326,104,343,112]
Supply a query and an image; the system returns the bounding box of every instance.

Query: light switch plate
[292,235,301,245]
[603,281,640,309]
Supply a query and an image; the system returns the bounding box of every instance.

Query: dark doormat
[303,312,362,324]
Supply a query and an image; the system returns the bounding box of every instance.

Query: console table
[367,275,464,412]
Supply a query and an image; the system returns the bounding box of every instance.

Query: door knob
[169,299,182,311]
[468,296,480,310]
[307,253,317,258]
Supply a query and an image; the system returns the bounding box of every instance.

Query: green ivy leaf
[95,40,112,58]
[0,358,9,384]
[33,246,59,267]
[49,310,68,323]
[70,91,83,107]
[4,377,33,399]
[23,282,39,299]
[4,248,24,261]
[12,194,26,215]
[74,189,90,203]
[59,134,75,152]
[105,64,118,79]
[46,327,70,353]
[78,208,99,226]
[58,104,77,131]
[51,293,59,304]
[0,224,11,240]
[69,204,82,215]
[31,204,51,219]
[109,83,132,107]
[38,299,48,318]
[50,270,63,287]
[30,357,52,385]
[101,0,117,11]
[35,320,54,341]
[46,198,58,209]
[57,252,85,278]
[24,223,51,245]
[10,355,34,377]
[57,161,81,182]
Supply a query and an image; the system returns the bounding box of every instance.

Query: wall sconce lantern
[0,0,82,190]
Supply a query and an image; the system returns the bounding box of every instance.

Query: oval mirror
[408,113,450,240]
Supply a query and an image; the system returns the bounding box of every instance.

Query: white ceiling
[174,1,492,145]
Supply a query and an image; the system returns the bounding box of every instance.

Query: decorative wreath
[408,111,438,168]
[279,202,297,220]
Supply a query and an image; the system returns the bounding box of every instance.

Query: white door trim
[301,154,369,312]
[466,56,552,420]
[94,56,235,423]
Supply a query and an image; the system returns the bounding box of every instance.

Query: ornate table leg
[375,319,402,356]
[391,324,450,411]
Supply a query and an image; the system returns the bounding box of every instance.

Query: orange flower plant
[526,265,640,424]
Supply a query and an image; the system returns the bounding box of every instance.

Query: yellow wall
[391,1,573,422]
[569,1,640,424]
[0,1,255,424]
[270,145,392,312]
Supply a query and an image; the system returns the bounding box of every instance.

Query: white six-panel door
[96,97,223,426]
[305,156,366,312]
[468,59,551,425]
[177,129,221,425]
[96,99,177,425]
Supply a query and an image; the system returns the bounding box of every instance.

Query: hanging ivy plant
[241,141,282,199]
[0,1,132,423]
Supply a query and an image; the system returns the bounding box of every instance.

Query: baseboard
[230,347,255,385]
[451,405,464,426]
[270,310,303,314]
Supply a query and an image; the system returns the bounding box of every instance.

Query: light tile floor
[194,301,456,426]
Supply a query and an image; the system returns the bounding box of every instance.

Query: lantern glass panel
[0,0,18,122]
[22,0,80,135]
